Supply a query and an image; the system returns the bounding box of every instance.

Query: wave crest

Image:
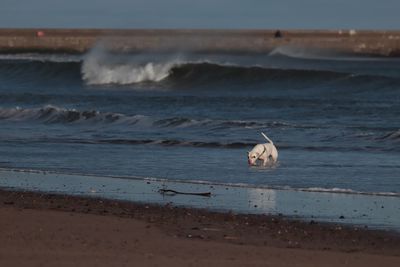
[379,130,400,141]
[82,57,174,85]
[0,105,140,124]
[0,105,302,130]
[2,51,399,87]
[80,45,350,86]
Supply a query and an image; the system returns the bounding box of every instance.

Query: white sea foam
[82,56,176,84]
[81,45,183,84]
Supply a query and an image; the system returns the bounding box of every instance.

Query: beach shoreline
[1,188,399,266]
[1,28,400,56]
[1,168,399,232]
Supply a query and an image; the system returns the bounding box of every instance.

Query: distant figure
[36,31,45,37]
[274,30,282,38]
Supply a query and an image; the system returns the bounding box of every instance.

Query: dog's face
[247,150,259,165]
[248,144,266,165]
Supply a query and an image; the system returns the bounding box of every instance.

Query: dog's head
[248,144,266,165]
[247,150,259,166]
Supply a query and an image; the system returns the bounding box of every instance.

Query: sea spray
[81,45,182,84]
[82,57,176,84]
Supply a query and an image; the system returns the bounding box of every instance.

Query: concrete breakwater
[0,29,400,56]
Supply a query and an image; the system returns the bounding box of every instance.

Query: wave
[80,47,343,85]
[24,137,257,149]
[268,46,400,62]
[0,105,144,125]
[3,135,400,153]
[0,105,143,124]
[268,46,340,60]
[80,50,352,86]
[1,52,399,88]
[81,60,400,90]
[82,56,174,84]
[57,139,400,152]
[78,47,400,85]
[1,106,399,152]
[169,63,349,85]
[378,130,400,141]
[0,105,307,130]
[0,105,111,123]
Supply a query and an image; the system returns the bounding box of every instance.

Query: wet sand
[1,189,399,266]
[1,168,399,231]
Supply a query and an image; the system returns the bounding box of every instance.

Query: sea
[0,47,399,197]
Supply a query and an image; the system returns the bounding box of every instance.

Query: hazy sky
[1,0,399,29]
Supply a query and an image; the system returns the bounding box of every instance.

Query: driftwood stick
[158,189,211,197]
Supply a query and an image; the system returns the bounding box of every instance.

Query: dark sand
[1,189,399,266]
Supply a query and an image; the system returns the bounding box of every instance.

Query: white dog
[247,133,278,166]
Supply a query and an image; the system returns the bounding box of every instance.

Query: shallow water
[1,169,399,231]
[0,49,399,196]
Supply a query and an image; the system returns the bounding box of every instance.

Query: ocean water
[0,48,399,196]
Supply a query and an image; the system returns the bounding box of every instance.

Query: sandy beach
[1,28,400,56]
[1,189,399,267]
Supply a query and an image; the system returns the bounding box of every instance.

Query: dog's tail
[261,132,273,144]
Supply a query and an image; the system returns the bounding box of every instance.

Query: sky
[0,0,399,29]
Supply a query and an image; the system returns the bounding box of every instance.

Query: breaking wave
[1,52,399,88]
[82,60,352,86]
[78,46,400,85]
[80,59,400,88]
[0,105,398,136]
[2,105,399,153]
[0,105,304,130]
[0,105,150,125]
[82,57,174,84]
